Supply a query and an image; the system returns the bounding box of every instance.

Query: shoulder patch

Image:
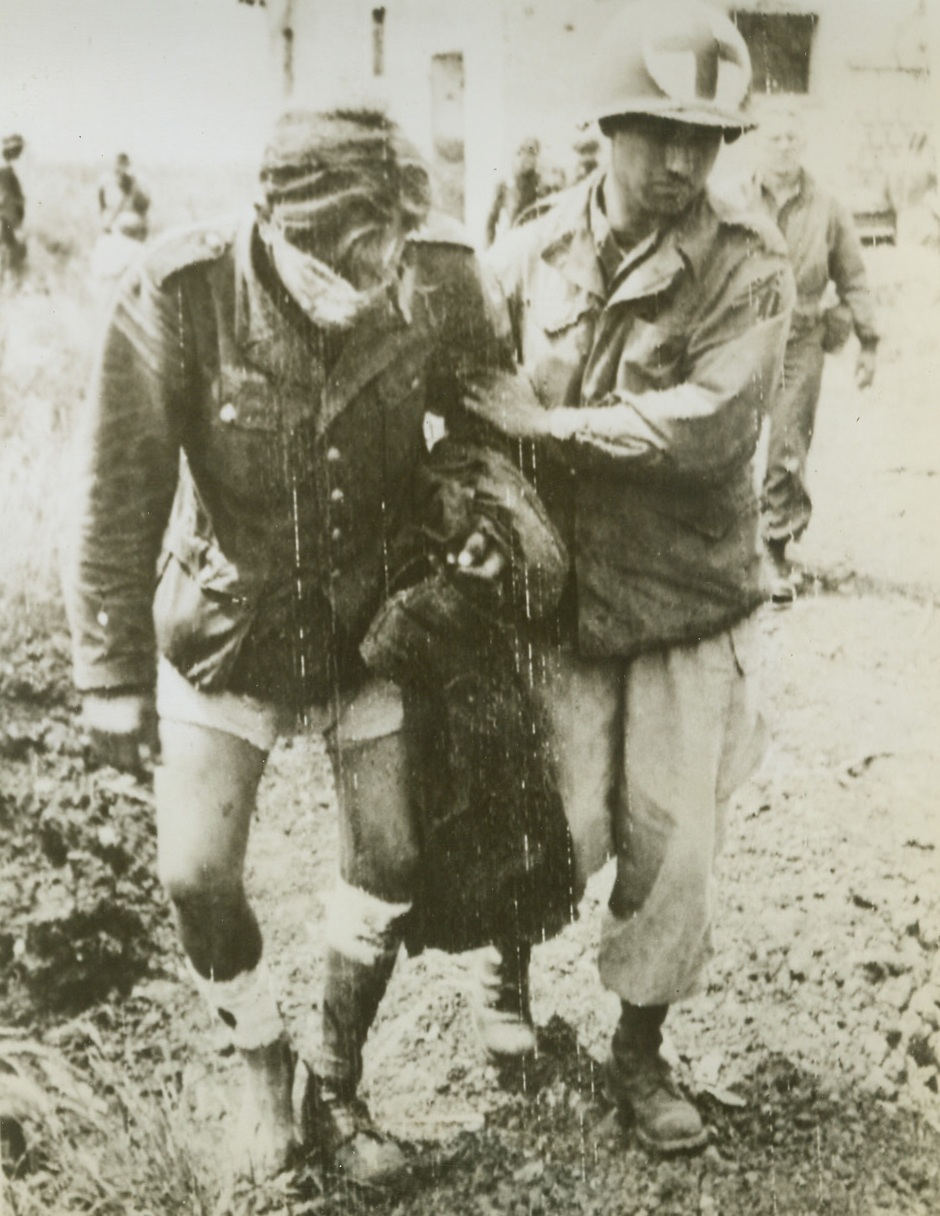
[146,216,238,287]
[410,210,474,250]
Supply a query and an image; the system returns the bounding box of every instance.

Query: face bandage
[322,879,412,966]
[264,220,383,331]
[187,960,285,1051]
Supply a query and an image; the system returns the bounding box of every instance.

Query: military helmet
[587,0,754,136]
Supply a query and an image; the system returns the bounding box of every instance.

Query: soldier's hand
[82,690,159,776]
[448,529,507,583]
[855,347,877,390]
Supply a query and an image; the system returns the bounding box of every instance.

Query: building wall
[266,0,935,242]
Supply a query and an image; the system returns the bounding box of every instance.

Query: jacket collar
[537,176,720,312]
[229,215,420,431]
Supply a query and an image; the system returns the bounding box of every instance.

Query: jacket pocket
[154,545,258,691]
[644,474,755,541]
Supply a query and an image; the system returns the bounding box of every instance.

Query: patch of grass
[1,1027,217,1216]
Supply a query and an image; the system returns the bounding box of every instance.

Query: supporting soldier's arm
[467,251,795,486]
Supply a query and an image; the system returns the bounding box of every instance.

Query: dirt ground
[2,238,939,1215]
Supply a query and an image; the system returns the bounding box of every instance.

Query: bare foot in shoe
[231,1038,298,1181]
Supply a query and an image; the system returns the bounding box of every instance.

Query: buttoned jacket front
[66,213,509,705]
[486,177,795,657]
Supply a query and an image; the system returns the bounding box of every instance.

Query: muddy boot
[302,1069,408,1189]
[232,1036,298,1181]
[605,1003,707,1154]
[303,945,408,1188]
[765,538,796,605]
[470,941,536,1061]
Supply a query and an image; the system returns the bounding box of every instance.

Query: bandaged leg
[302,880,412,1186]
[187,959,285,1050]
[187,960,296,1179]
[316,879,411,1089]
[303,711,417,1185]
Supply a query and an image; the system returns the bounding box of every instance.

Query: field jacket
[735,169,879,348]
[65,211,513,707]
[485,176,795,657]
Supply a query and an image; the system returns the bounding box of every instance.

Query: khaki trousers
[538,618,766,1006]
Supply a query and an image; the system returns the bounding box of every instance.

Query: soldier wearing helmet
[476,0,796,1153]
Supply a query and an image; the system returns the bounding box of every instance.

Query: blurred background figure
[90,152,151,289]
[571,130,601,182]
[889,129,939,249]
[730,101,879,603]
[0,133,27,286]
[484,134,545,247]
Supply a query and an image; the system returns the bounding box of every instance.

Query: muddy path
[2,243,940,1214]
[2,581,939,1215]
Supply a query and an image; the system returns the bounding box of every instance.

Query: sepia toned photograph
[1,2,938,1212]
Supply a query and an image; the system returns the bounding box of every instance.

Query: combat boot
[302,946,408,1188]
[470,941,536,1060]
[605,1003,707,1154]
[302,1068,408,1188]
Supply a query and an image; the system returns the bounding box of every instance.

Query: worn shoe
[470,943,537,1060]
[606,1048,707,1154]
[301,1070,408,1188]
[232,1038,298,1181]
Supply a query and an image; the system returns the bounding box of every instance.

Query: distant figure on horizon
[97,152,150,241]
[484,135,546,247]
[91,152,151,290]
[0,134,27,285]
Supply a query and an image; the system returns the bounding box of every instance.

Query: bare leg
[156,721,296,1180]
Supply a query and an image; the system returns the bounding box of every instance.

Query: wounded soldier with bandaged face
[64,108,573,1186]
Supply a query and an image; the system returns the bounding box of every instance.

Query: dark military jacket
[66,212,510,707]
[485,177,796,658]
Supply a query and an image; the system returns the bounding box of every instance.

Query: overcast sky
[0,0,278,164]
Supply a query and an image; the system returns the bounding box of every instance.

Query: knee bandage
[322,879,412,966]
[187,959,285,1051]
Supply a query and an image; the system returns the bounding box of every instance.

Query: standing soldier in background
[97,151,151,241]
[0,134,27,285]
[91,152,152,289]
[479,0,794,1154]
[740,102,879,602]
[65,108,528,1188]
[484,135,546,246]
